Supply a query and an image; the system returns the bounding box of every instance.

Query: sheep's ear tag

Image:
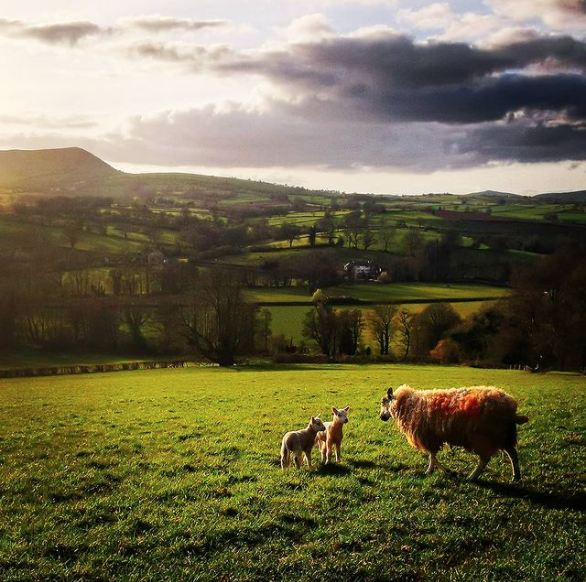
[387,387,394,399]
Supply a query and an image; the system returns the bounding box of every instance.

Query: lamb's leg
[504,447,521,482]
[319,440,326,463]
[325,443,332,465]
[335,442,341,463]
[294,453,302,469]
[305,449,313,467]
[280,449,289,470]
[468,456,490,481]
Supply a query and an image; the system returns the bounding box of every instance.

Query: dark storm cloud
[110,30,586,168]
[459,122,586,163]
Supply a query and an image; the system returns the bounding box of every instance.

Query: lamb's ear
[343,405,350,412]
[332,407,338,414]
[310,416,315,423]
[387,387,393,399]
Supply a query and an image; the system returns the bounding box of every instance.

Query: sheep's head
[310,415,326,432]
[380,387,395,422]
[332,406,350,424]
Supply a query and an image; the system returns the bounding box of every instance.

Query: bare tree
[397,308,413,361]
[302,303,339,357]
[123,304,150,352]
[366,304,398,355]
[338,309,364,355]
[379,220,396,252]
[403,229,424,256]
[181,271,257,366]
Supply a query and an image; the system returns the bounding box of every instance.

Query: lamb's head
[332,406,350,424]
[380,387,396,422]
[310,415,326,432]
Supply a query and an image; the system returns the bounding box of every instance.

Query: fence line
[0,360,190,379]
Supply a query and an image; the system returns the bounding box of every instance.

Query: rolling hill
[533,190,586,203]
[0,147,335,200]
[1,147,584,202]
[0,147,120,191]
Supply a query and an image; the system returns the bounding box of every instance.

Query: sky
[1,0,585,195]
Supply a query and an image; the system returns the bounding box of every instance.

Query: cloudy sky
[1,0,585,194]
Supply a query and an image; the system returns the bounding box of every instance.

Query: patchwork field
[0,365,584,581]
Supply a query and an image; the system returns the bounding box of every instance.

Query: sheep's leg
[305,449,313,468]
[427,452,454,475]
[504,447,521,482]
[468,456,490,481]
[325,443,332,465]
[335,442,341,463]
[294,453,302,469]
[319,440,326,463]
[280,450,289,470]
[426,453,438,475]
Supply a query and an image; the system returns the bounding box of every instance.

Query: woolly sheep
[379,384,529,481]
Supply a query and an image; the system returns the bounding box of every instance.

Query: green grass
[245,283,508,306]
[0,365,584,581]
[329,282,508,303]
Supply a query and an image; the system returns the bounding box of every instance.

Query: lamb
[379,385,529,481]
[315,406,350,464]
[281,415,326,469]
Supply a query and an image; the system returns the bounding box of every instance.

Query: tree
[403,229,424,256]
[302,303,339,357]
[182,271,257,366]
[396,308,413,361]
[362,223,376,251]
[343,210,363,249]
[307,224,318,247]
[338,309,364,355]
[65,224,82,249]
[379,219,396,252]
[256,308,273,353]
[366,304,398,355]
[413,303,462,356]
[123,304,150,352]
[280,223,302,248]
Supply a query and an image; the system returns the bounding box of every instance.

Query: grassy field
[246,283,508,305]
[0,365,584,581]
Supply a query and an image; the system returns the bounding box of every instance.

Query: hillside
[463,190,524,200]
[0,147,119,191]
[0,147,337,200]
[533,190,586,203]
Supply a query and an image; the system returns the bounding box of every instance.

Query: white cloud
[487,0,586,30]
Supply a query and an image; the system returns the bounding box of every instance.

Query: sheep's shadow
[313,463,352,477]
[475,481,586,512]
[347,458,377,469]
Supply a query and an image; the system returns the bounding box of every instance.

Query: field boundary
[0,359,191,380]
[255,296,505,307]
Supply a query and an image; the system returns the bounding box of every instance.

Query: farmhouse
[344,259,380,281]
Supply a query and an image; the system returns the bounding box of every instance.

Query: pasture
[0,365,584,581]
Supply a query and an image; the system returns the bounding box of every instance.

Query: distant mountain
[463,190,525,199]
[533,190,586,203]
[0,147,120,191]
[0,147,335,200]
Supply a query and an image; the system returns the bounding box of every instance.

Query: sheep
[379,384,529,482]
